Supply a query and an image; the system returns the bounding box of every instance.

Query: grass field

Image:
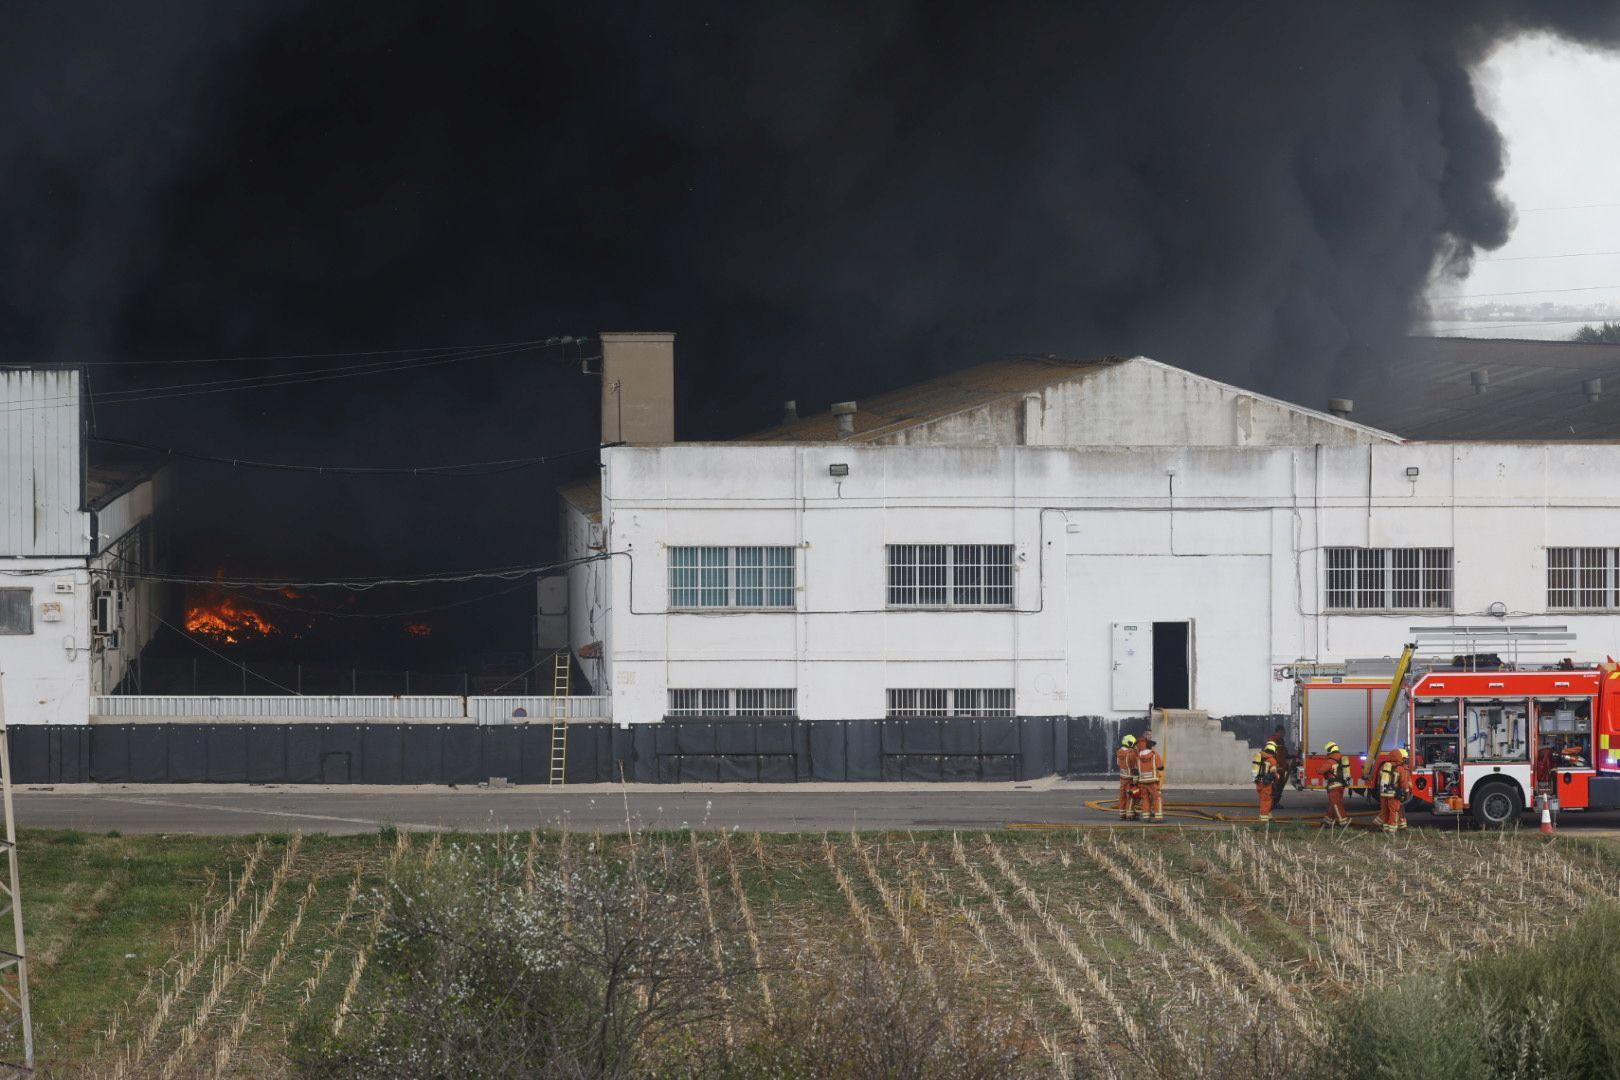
[12,825,1620,1077]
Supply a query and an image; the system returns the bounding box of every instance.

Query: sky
[1435,33,1620,330]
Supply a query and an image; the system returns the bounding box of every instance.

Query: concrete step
[1152,708,1256,786]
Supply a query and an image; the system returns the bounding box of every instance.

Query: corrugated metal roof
[743,356,1124,442]
[1359,337,1620,440]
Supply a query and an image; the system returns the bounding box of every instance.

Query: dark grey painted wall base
[9,715,1284,785]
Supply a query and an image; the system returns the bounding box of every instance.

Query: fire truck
[1406,661,1620,827]
[1291,648,1620,827]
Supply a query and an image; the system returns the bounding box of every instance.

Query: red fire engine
[1291,650,1620,827]
[1406,661,1620,827]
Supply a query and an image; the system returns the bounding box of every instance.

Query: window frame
[0,588,32,636]
[667,546,796,611]
[886,544,1015,609]
[1324,547,1452,611]
[1547,547,1620,611]
[886,688,1016,718]
[666,688,797,719]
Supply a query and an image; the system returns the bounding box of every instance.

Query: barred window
[887,688,1015,717]
[1548,547,1619,610]
[667,688,796,718]
[1325,547,1451,610]
[887,544,1014,607]
[668,547,795,609]
[0,589,31,635]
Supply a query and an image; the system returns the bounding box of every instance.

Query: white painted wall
[579,440,1620,724]
[876,358,1394,449]
[0,561,93,725]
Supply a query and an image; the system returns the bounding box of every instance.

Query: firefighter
[1269,724,1291,808]
[1135,734,1165,822]
[1377,748,1412,833]
[1252,740,1281,823]
[1116,734,1139,820]
[1319,741,1351,826]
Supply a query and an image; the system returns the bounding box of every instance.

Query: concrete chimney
[783,400,799,423]
[1470,369,1489,394]
[599,332,675,444]
[1328,397,1354,419]
[1584,377,1602,404]
[831,401,857,438]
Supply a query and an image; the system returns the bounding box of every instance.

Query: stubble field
[12,823,1620,1077]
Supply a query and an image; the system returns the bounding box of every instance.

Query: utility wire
[1478,249,1620,262]
[61,552,609,591]
[0,335,593,368]
[0,341,553,414]
[197,574,545,621]
[88,435,602,476]
[1430,283,1620,300]
[146,608,305,696]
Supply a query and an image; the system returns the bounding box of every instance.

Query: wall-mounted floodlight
[1405,466,1420,479]
[828,463,849,477]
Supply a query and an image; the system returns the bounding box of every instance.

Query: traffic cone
[1538,795,1555,837]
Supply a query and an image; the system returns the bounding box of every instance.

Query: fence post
[405,670,411,694]
[296,664,302,694]
[352,669,358,694]
[192,658,199,694]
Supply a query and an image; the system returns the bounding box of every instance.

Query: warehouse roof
[743,355,1124,442]
[1356,337,1620,440]
[85,441,167,511]
[558,476,602,523]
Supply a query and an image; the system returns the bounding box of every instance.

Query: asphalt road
[15,782,1620,835]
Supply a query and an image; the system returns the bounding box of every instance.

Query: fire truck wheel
[1470,780,1521,830]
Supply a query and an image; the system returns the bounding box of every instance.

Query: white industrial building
[0,370,167,725]
[561,335,1620,730]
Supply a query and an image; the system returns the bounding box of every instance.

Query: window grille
[1548,547,1619,610]
[0,589,31,636]
[887,545,1014,607]
[1324,547,1451,610]
[667,688,796,718]
[668,547,795,609]
[887,688,1015,717]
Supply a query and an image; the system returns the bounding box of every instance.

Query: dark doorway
[1152,622,1191,709]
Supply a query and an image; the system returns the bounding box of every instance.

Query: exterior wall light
[1404,466,1420,479]
[828,463,849,477]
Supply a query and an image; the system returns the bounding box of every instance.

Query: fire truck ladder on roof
[0,675,34,1075]
[549,652,570,786]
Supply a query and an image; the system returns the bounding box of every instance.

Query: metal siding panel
[2,370,84,555]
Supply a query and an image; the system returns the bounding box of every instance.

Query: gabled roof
[743,356,1123,442]
[1359,337,1620,440]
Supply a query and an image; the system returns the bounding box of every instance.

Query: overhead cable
[88,435,601,476]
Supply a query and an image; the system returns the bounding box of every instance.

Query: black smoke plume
[1,2,1616,657]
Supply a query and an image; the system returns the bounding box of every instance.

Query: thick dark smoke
[2,2,1617,660]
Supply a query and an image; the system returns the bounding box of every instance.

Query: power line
[0,335,595,368]
[146,608,305,696]
[1429,283,1620,300]
[63,552,609,591]
[1517,201,1620,213]
[0,341,553,414]
[199,574,544,621]
[89,435,602,476]
[1478,249,1620,263]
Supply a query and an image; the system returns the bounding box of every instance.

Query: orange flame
[185,593,278,645]
[404,622,432,638]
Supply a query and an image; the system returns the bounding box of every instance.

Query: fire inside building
[5,337,1620,787]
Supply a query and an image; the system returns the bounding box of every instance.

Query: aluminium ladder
[548,652,570,785]
[0,674,33,1075]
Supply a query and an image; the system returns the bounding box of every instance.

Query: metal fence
[91,694,612,723]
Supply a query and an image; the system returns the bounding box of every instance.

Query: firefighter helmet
[1396,748,1409,760]
[1263,741,1277,753]
[1122,734,1137,748]
[1324,741,1340,754]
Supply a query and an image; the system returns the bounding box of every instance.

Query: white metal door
[1111,622,1152,711]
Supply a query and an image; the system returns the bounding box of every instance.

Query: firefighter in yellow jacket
[1252,741,1281,823]
[1376,749,1412,833]
[1116,734,1139,820]
[1318,741,1352,826]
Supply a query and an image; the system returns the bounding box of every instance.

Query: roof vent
[783,400,799,423]
[1470,369,1489,394]
[831,401,857,439]
[1583,377,1602,404]
[1328,397,1354,419]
